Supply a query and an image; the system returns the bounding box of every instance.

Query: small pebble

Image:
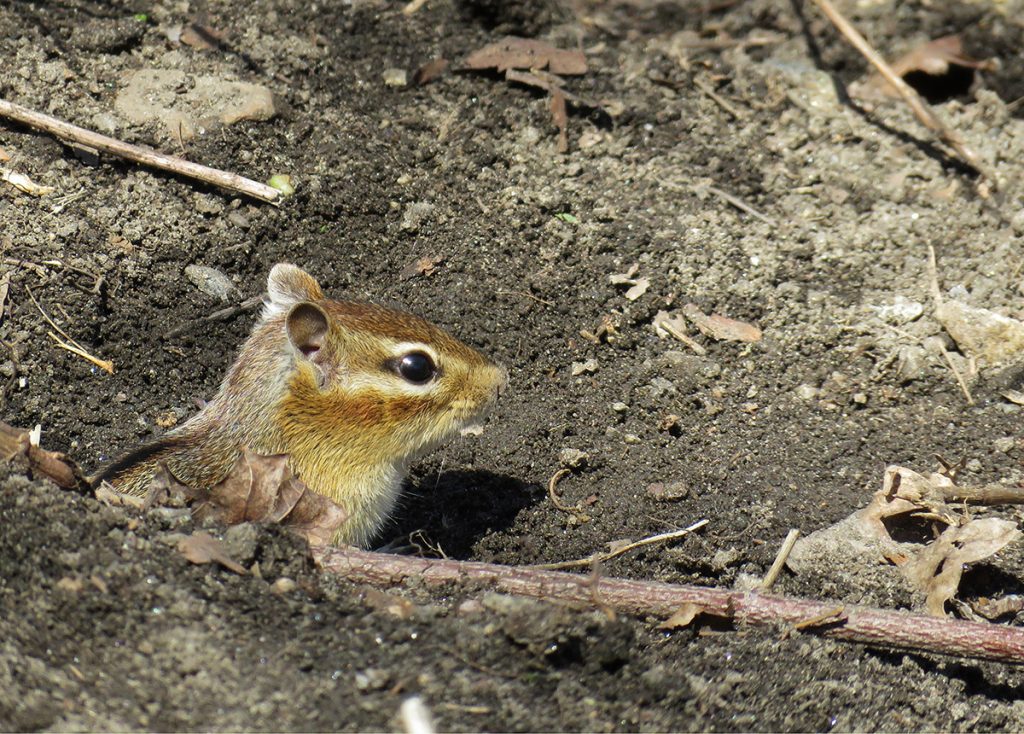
[559,448,589,469]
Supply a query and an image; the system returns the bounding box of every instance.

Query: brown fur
[92,264,506,547]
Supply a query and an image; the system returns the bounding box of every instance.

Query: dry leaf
[681,303,761,343]
[178,531,248,575]
[180,21,225,50]
[970,595,1024,621]
[463,36,587,75]
[852,35,995,102]
[413,57,449,85]
[192,450,348,545]
[0,421,85,490]
[1,169,55,196]
[1002,389,1024,405]
[902,518,1021,617]
[659,602,703,629]
[400,254,444,280]
[0,147,10,162]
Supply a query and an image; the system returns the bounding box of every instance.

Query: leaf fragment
[463,36,587,76]
[178,531,248,575]
[681,303,762,343]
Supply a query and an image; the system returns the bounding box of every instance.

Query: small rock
[559,448,589,469]
[645,481,689,501]
[185,265,236,302]
[611,401,628,413]
[354,668,390,692]
[270,577,296,594]
[571,359,598,376]
[852,392,868,405]
[994,437,1016,454]
[896,345,928,383]
[711,548,740,571]
[222,523,260,566]
[382,67,407,87]
[936,299,1024,367]
[794,384,820,400]
[400,201,434,232]
[966,458,983,473]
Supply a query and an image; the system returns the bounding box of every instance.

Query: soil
[3,0,1024,730]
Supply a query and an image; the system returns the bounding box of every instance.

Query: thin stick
[25,287,115,374]
[761,528,800,591]
[926,245,974,404]
[0,98,282,205]
[809,0,992,184]
[47,332,114,374]
[658,319,707,356]
[547,468,578,514]
[164,294,263,339]
[313,545,1024,665]
[534,519,709,570]
[693,78,746,120]
[697,184,776,227]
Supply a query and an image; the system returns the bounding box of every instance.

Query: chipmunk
[93,264,507,547]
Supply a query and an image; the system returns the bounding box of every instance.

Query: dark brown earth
[4,0,1024,730]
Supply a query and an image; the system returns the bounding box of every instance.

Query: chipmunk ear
[286,302,329,360]
[263,264,324,320]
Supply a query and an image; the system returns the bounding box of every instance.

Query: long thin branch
[810,0,992,184]
[0,98,282,205]
[313,545,1024,665]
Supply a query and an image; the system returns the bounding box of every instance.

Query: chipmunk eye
[397,351,436,384]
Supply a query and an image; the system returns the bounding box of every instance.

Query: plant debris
[413,58,448,86]
[851,35,996,103]
[2,168,55,196]
[462,36,587,75]
[178,531,248,575]
[903,519,1020,617]
[400,254,445,280]
[681,303,762,343]
[189,450,349,545]
[935,298,1024,368]
[789,465,1023,617]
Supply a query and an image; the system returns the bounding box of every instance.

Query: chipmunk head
[239,264,506,544]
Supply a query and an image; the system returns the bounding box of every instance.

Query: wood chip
[178,531,248,575]
[682,303,762,342]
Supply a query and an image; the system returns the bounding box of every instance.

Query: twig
[534,519,709,570]
[25,286,114,374]
[312,545,1024,665]
[926,244,974,404]
[761,528,800,591]
[809,0,992,185]
[47,332,114,374]
[0,98,282,205]
[695,183,776,227]
[657,318,707,356]
[164,294,263,339]
[693,77,747,120]
[547,468,578,513]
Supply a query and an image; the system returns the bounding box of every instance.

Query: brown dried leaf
[970,595,1024,621]
[902,518,1021,617]
[852,35,996,101]
[0,421,86,490]
[659,602,702,629]
[463,36,587,75]
[0,147,10,162]
[178,531,248,575]
[682,303,761,343]
[413,57,449,86]
[180,21,225,50]
[400,254,445,281]
[192,450,348,545]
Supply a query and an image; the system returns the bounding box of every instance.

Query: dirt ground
[4,0,1024,730]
